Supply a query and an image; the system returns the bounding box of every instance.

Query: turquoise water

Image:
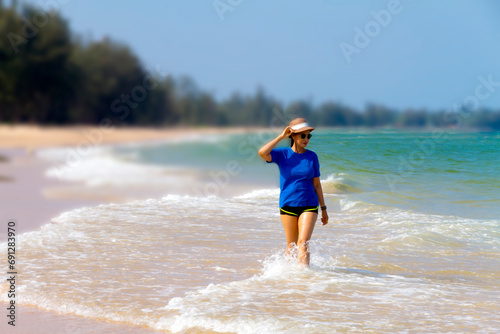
[121,129,500,219]
[4,129,499,333]
[312,130,500,219]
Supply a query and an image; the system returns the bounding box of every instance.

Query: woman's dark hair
[290,136,294,147]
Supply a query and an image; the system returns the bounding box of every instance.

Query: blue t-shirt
[268,147,320,207]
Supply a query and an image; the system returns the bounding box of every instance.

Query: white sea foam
[339,198,362,211]
[154,237,499,333]
[232,188,280,204]
[42,150,198,186]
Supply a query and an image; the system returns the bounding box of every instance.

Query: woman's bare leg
[297,212,318,266]
[280,214,299,256]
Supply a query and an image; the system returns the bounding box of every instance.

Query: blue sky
[16,0,500,111]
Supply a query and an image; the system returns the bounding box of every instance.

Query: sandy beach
[0,124,258,150]
[0,125,254,334]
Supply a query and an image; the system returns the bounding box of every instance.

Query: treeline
[1,3,500,129]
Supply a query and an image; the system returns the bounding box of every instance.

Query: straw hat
[289,118,315,134]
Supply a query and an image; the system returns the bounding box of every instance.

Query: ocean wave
[47,155,198,186]
[230,173,362,205]
[36,135,234,183]
[37,144,210,201]
[321,173,364,194]
[231,188,280,205]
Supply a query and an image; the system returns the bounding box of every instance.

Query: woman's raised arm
[258,126,292,162]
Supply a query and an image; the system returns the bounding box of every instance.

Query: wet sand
[0,148,103,235]
[0,147,168,333]
[0,303,168,334]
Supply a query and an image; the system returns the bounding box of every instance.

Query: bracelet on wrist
[321,206,327,211]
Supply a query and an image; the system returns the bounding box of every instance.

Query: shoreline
[0,147,104,235]
[0,125,263,232]
[0,125,260,333]
[0,124,263,150]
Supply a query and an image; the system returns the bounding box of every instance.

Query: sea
[2,129,499,333]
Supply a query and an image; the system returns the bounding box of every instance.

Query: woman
[258,118,328,266]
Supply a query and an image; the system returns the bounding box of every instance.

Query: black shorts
[279,206,319,217]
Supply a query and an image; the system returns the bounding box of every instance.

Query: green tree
[0,5,23,122]
[243,86,275,126]
[316,101,362,126]
[287,100,313,121]
[0,4,77,123]
[398,109,428,127]
[70,37,146,124]
[217,92,245,125]
[364,103,397,127]
[19,6,77,123]
[141,76,177,126]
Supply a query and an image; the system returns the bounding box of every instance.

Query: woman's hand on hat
[280,126,293,139]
